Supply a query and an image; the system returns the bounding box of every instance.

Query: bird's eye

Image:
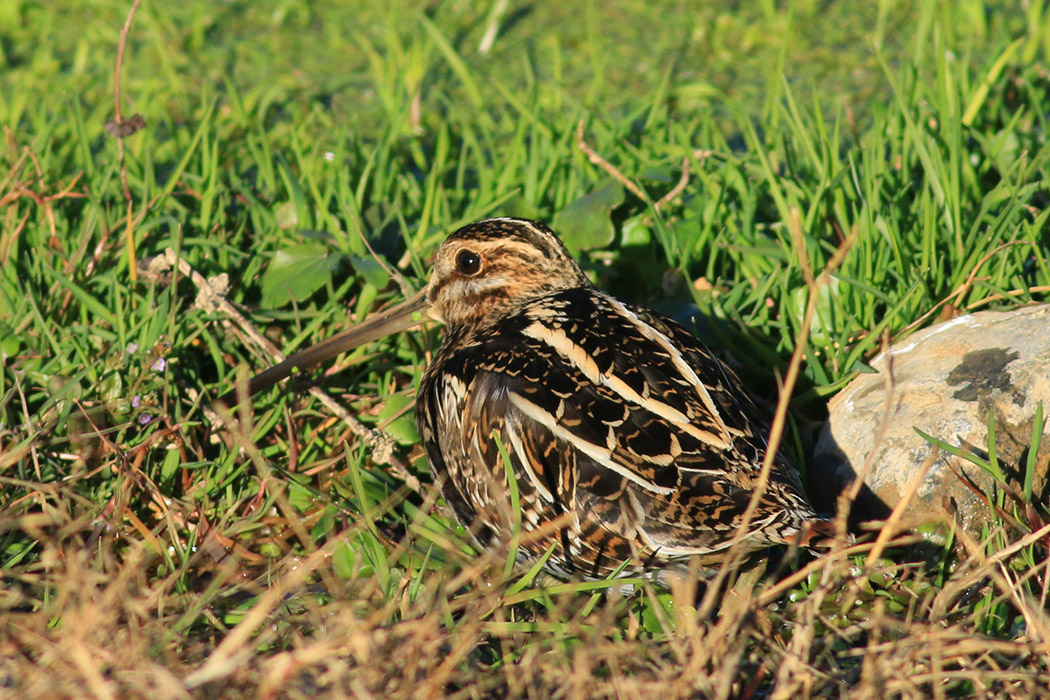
[455,249,482,276]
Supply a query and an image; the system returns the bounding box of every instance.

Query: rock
[812,304,1050,535]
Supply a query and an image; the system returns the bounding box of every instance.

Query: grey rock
[812,304,1050,534]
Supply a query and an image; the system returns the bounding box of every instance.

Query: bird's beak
[218,288,433,406]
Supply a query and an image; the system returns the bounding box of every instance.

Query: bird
[224,217,831,580]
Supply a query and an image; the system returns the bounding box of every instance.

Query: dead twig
[576,120,647,202]
[149,249,423,496]
[576,121,702,215]
[698,214,858,620]
[965,284,1050,309]
[105,0,145,283]
[900,240,1038,335]
[654,157,691,211]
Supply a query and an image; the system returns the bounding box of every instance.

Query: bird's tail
[790,518,853,550]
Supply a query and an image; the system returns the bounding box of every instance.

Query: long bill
[218,288,432,406]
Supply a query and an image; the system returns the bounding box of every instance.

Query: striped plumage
[416,219,821,579]
[228,217,828,580]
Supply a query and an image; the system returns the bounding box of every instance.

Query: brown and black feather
[416,218,823,579]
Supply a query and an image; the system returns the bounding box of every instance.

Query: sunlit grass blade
[1023,402,1044,503]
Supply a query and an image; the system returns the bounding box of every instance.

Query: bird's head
[425,218,590,332]
[222,218,588,402]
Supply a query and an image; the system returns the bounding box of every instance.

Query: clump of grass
[2,1,1050,697]
[3,491,1049,698]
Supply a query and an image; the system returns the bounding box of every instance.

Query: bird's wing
[424,288,815,575]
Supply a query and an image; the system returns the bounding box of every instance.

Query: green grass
[2,0,1050,697]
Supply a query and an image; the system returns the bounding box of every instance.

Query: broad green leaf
[501,192,544,220]
[160,447,181,490]
[260,244,342,308]
[640,592,675,634]
[349,255,391,289]
[553,180,625,252]
[98,370,123,404]
[286,478,316,512]
[639,165,674,182]
[787,276,841,348]
[333,540,371,579]
[0,322,23,360]
[621,215,652,246]
[377,393,419,445]
[274,201,298,230]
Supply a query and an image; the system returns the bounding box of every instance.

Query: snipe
[225,218,830,579]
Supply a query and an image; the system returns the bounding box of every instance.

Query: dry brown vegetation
[3,487,1049,699]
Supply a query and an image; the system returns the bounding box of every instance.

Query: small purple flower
[126,343,139,354]
[151,357,167,372]
[138,413,152,425]
[131,395,141,408]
